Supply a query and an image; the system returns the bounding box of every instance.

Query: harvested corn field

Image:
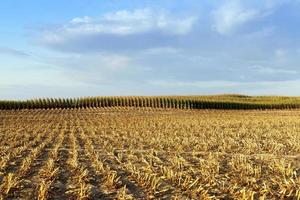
[0,107,300,199]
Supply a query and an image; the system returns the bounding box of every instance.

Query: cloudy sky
[1,0,300,99]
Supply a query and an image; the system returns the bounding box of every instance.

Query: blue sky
[1,0,300,99]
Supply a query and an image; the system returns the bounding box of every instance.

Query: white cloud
[144,47,181,55]
[211,0,276,35]
[251,65,297,74]
[149,80,242,88]
[212,1,259,35]
[265,0,292,8]
[100,54,131,70]
[36,8,198,52]
[275,48,287,63]
[37,53,133,84]
[148,79,300,95]
[44,53,131,71]
[71,16,91,24]
[85,8,197,35]
[243,26,275,39]
[0,68,83,87]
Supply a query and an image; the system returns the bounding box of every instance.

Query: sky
[1,0,300,99]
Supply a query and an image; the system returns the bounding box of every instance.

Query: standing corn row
[1,97,300,110]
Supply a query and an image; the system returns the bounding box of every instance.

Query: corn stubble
[0,107,299,199]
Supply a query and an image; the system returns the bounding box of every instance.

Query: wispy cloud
[34,8,198,52]
[148,79,300,95]
[0,47,29,57]
[275,48,287,63]
[212,1,259,35]
[251,65,298,75]
[211,0,282,35]
[37,52,133,84]
[149,80,242,88]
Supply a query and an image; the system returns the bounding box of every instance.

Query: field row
[0,108,299,199]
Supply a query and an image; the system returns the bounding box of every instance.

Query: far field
[0,107,300,199]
